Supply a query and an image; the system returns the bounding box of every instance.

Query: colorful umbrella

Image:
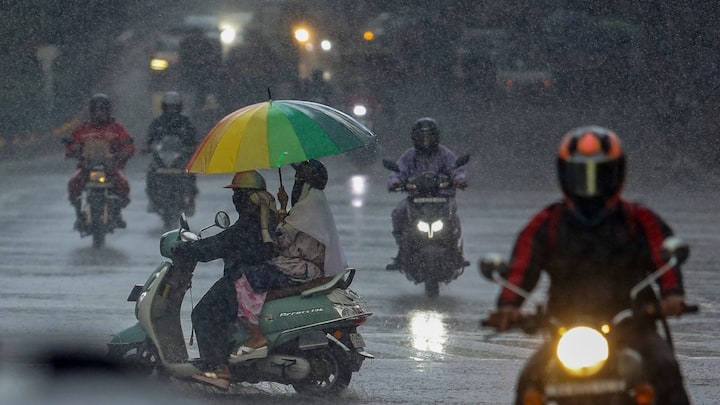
[186,99,376,174]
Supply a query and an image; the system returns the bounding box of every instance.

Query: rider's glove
[389,180,402,190]
[661,294,686,317]
[484,306,521,331]
[453,178,467,189]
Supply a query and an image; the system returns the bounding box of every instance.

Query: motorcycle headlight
[89,170,107,183]
[417,220,443,238]
[556,326,608,377]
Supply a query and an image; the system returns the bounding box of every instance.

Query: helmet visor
[559,159,624,198]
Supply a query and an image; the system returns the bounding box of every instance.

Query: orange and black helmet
[557,126,625,221]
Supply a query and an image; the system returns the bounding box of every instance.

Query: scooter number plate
[349,332,366,348]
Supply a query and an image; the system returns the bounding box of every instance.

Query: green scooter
[107,211,373,395]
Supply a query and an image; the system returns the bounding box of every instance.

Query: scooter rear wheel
[292,345,352,395]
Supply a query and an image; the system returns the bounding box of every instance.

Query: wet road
[2,19,720,403]
[1,151,719,404]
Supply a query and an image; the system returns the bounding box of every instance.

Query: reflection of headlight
[410,310,446,353]
[220,26,236,44]
[352,105,367,117]
[556,326,608,376]
[417,220,443,238]
[150,58,169,71]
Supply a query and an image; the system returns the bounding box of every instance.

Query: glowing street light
[294,28,310,43]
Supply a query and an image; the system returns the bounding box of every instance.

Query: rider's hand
[486,306,521,331]
[389,180,402,190]
[661,294,686,317]
[453,178,467,189]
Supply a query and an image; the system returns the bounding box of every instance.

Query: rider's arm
[633,203,685,297]
[109,123,135,168]
[497,207,554,308]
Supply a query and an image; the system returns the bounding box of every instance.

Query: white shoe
[228,345,268,363]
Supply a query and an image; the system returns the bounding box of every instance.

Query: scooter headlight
[416,220,443,238]
[556,326,608,376]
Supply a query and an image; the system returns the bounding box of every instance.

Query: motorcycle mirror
[661,236,689,264]
[455,154,471,168]
[215,211,231,229]
[479,253,508,281]
[382,159,401,172]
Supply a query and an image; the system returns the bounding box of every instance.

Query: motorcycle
[479,237,698,405]
[65,138,125,249]
[146,135,197,229]
[107,212,373,395]
[382,155,471,298]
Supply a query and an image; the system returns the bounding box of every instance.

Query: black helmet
[292,159,328,190]
[411,117,440,155]
[89,93,112,125]
[161,91,183,114]
[557,126,625,224]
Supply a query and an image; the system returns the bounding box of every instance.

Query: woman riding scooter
[229,159,347,363]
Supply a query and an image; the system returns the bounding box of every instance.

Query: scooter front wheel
[107,340,162,377]
[292,345,352,395]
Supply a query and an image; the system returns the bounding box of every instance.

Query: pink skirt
[234,274,268,325]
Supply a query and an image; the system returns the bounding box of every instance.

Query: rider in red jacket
[65,93,135,229]
[488,126,689,405]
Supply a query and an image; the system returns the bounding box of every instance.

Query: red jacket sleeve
[497,206,555,307]
[633,203,684,297]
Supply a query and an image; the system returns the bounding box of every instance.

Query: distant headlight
[556,326,608,376]
[150,58,169,71]
[352,104,367,117]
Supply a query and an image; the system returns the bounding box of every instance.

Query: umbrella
[186,99,376,174]
[185,98,376,213]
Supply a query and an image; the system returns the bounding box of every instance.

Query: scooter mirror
[455,154,471,168]
[180,213,189,230]
[479,253,508,280]
[661,236,689,264]
[382,159,400,172]
[215,211,231,229]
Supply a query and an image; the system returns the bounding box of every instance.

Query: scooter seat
[265,268,355,301]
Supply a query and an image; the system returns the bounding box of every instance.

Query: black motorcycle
[146,135,196,229]
[479,237,698,404]
[383,155,470,298]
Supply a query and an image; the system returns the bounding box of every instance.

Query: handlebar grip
[683,304,699,314]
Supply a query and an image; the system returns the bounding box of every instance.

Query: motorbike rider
[229,159,347,363]
[65,93,135,229]
[485,126,690,405]
[387,117,467,268]
[172,171,277,386]
[145,91,199,214]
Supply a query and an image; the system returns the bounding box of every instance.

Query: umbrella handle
[277,184,289,221]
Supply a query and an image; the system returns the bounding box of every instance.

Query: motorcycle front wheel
[293,345,352,395]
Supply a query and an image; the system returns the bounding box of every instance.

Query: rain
[1,1,719,403]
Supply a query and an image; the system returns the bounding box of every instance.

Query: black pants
[515,329,689,405]
[191,276,236,368]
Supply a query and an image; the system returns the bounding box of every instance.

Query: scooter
[383,155,471,298]
[479,237,697,404]
[107,212,373,395]
[146,135,197,229]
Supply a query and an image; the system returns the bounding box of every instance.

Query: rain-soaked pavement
[0,151,719,404]
[2,20,720,404]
